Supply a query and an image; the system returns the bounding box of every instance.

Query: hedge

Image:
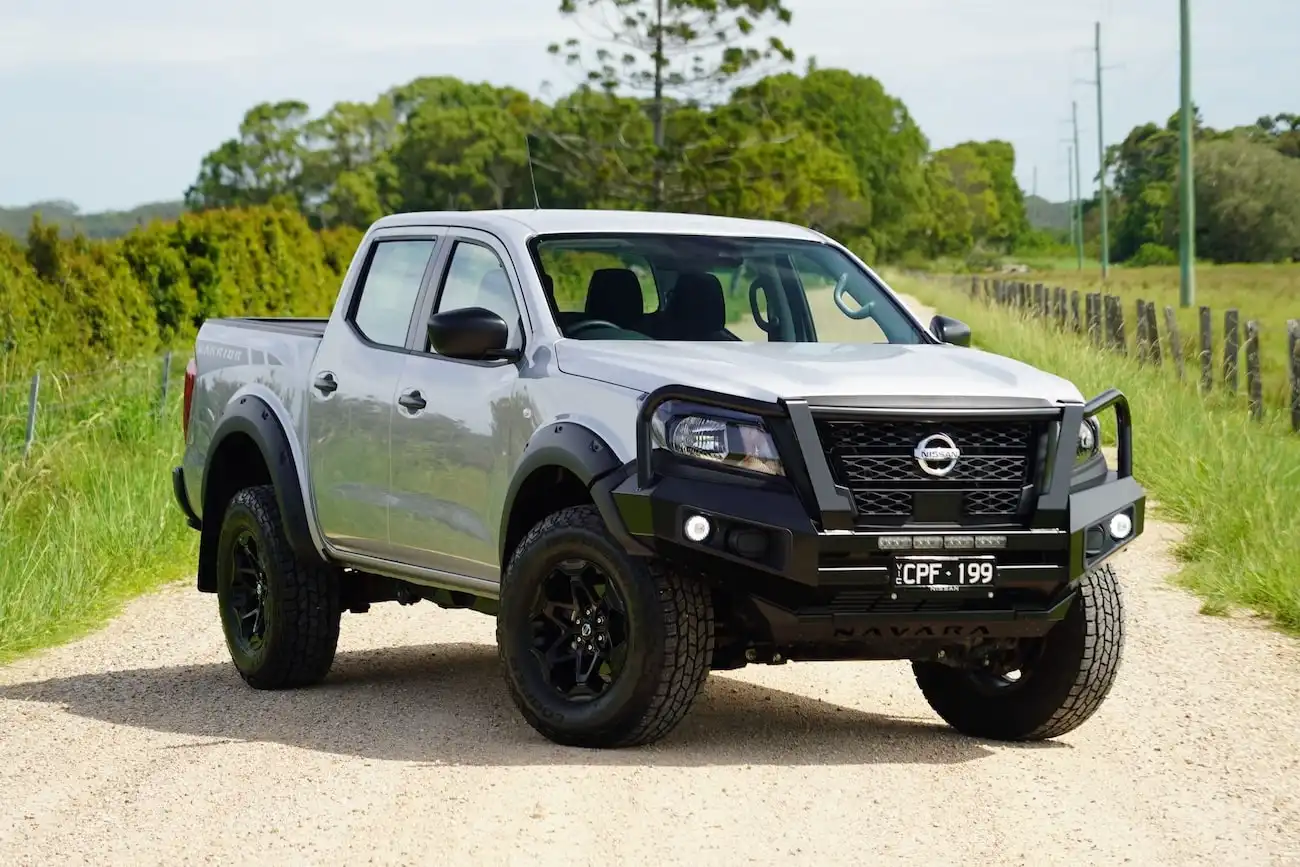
[0,203,363,375]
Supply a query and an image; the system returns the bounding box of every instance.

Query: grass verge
[0,362,196,664]
[893,273,1300,635]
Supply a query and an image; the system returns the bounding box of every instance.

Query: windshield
[530,233,925,344]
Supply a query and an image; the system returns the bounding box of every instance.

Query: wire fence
[0,351,184,459]
[940,275,1300,434]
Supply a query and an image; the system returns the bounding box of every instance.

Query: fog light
[1108,512,1133,540]
[683,514,712,543]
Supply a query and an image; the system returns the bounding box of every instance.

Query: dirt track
[2,296,1299,865]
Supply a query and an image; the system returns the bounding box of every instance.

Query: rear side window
[351,239,437,348]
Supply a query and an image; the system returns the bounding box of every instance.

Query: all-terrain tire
[216,485,341,690]
[496,505,714,748]
[913,563,1125,741]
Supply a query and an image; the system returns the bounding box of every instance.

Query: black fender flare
[201,394,323,567]
[499,421,650,562]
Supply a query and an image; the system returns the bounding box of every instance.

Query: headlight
[1076,417,1101,463]
[651,403,784,476]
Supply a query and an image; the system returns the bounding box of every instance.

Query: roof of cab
[369,208,826,241]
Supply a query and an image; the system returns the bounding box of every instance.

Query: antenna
[524,134,541,209]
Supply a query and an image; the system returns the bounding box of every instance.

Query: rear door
[306,228,441,558]
[387,229,529,581]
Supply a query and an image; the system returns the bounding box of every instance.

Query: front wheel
[496,505,714,748]
[913,564,1125,740]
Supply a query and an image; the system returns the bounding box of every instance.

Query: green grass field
[892,272,1300,635]
[978,262,1300,412]
[0,359,196,663]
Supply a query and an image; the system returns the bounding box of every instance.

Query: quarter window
[351,239,437,348]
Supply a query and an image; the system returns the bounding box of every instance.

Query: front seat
[583,268,645,332]
[663,272,738,341]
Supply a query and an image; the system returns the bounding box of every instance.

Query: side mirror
[930,314,972,347]
[427,307,517,360]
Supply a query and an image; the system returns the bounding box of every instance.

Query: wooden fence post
[1112,296,1127,355]
[1034,283,1046,318]
[1071,290,1081,333]
[158,350,173,417]
[1135,300,1149,364]
[1165,306,1184,381]
[1145,303,1162,367]
[1054,288,1066,329]
[1289,319,1300,433]
[970,275,979,298]
[22,371,40,459]
[1223,309,1239,394]
[1199,306,1213,393]
[1245,321,1262,421]
[1102,296,1114,349]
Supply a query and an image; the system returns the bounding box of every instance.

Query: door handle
[398,390,427,412]
[313,372,339,395]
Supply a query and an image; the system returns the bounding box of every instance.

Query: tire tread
[225,485,341,690]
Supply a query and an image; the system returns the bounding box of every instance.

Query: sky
[1,0,1295,212]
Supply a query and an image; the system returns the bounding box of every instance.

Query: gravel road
[2,294,1298,865]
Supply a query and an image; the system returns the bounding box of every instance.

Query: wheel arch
[197,395,324,592]
[499,421,649,570]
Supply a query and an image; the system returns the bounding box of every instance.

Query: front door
[387,231,527,581]
[306,232,440,558]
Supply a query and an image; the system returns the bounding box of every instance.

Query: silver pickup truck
[173,208,1145,749]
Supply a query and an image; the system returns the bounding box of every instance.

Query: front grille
[815,416,1042,527]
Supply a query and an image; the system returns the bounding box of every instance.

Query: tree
[389,83,542,211]
[185,101,313,211]
[1193,138,1300,263]
[548,0,795,205]
[928,141,1026,250]
[728,68,930,258]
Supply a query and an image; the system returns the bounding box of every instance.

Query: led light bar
[878,534,1007,551]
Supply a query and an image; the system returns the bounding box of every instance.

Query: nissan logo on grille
[913,433,961,477]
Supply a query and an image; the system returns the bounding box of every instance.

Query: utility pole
[1178,0,1196,307]
[1072,100,1084,271]
[1065,146,1076,253]
[1033,165,1038,197]
[1094,22,1110,279]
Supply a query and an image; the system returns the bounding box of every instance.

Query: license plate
[891,555,997,591]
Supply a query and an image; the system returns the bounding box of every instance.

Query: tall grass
[0,358,196,663]
[894,273,1300,634]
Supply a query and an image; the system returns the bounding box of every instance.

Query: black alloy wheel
[529,557,630,700]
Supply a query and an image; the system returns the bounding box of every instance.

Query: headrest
[584,268,644,329]
[666,271,726,335]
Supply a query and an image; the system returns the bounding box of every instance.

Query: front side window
[529,234,923,344]
[434,241,522,349]
[351,239,437,348]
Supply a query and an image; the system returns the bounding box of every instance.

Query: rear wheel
[913,564,1125,740]
[496,505,714,748]
[216,485,341,689]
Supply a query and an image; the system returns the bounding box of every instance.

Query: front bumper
[594,385,1145,649]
